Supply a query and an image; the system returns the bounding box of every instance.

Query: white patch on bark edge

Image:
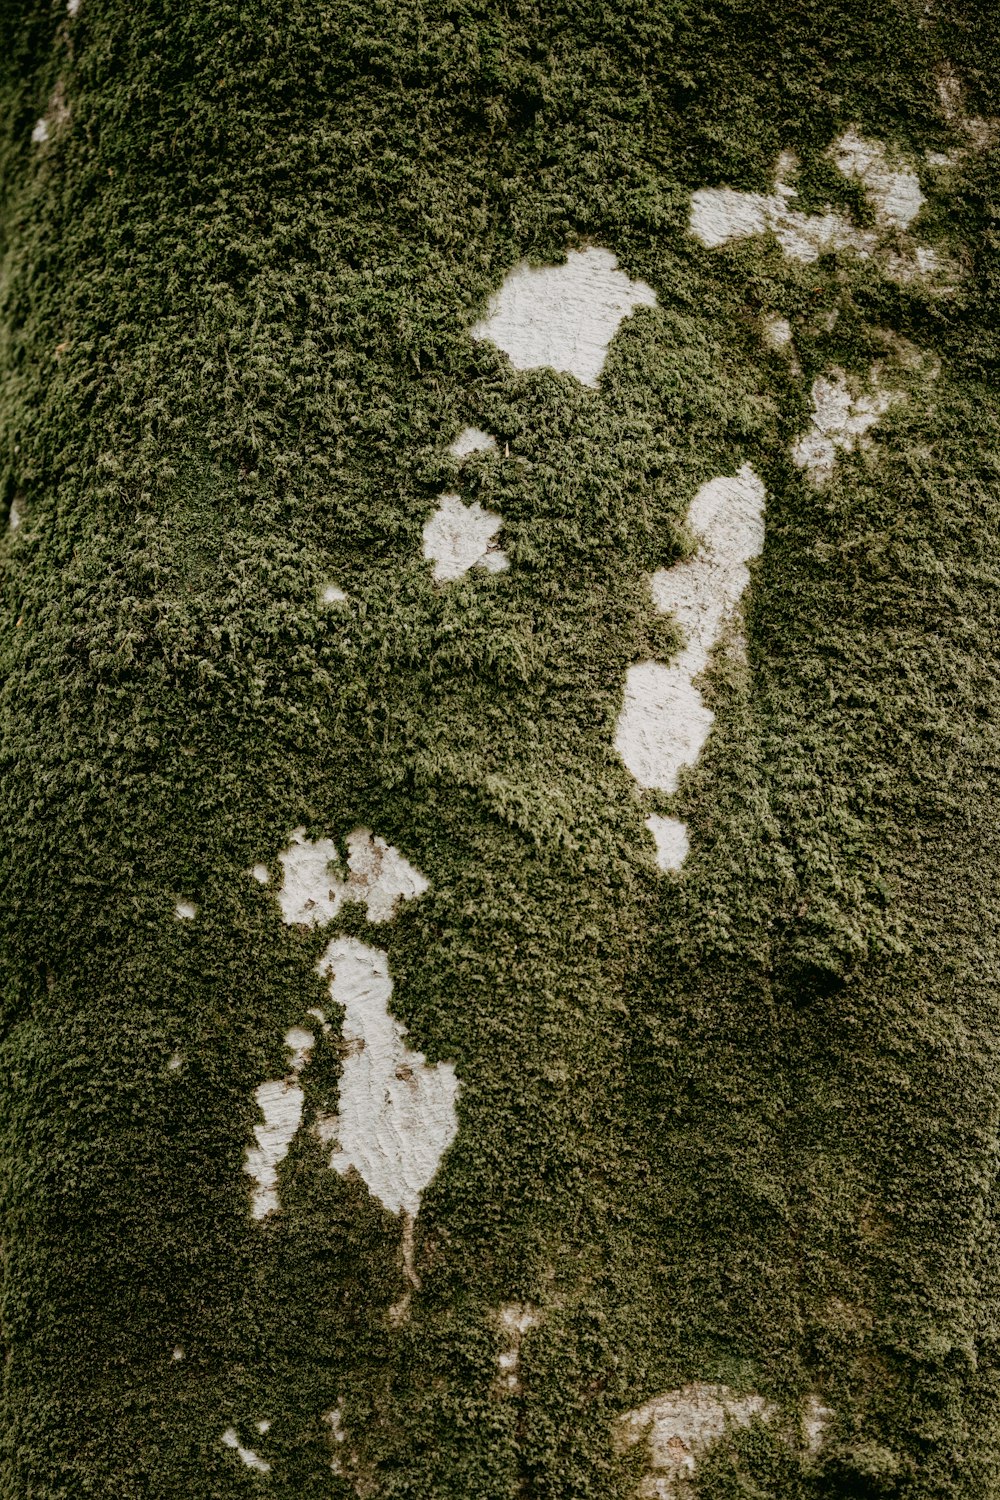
[470,245,657,387]
[422,492,508,582]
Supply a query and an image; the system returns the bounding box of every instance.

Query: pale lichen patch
[174,901,197,921]
[243,1028,315,1219]
[645,814,690,873]
[322,583,348,604]
[618,1383,777,1497]
[316,937,459,1219]
[791,368,900,485]
[616,467,765,801]
[250,863,270,885]
[448,425,498,459]
[832,130,924,229]
[471,246,657,387]
[221,1427,271,1474]
[277,827,428,928]
[422,493,508,583]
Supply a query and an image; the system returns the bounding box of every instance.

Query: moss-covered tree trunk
[2,2,1000,1497]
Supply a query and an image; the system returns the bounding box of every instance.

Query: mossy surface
[1,1,1000,1495]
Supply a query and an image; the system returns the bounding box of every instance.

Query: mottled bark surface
[2,2,1000,1496]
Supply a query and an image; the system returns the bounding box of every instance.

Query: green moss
[1,0,999,1495]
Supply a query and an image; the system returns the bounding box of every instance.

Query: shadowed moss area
[1,0,999,1495]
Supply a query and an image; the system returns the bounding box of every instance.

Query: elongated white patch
[244,1027,314,1219]
[618,1383,777,1497]
[278,827,428,927]
[496,1303,541,1394]
[221,1426,271,1474]
[791,368,898,485]
[449,426,498,458]
[7,497,20,531]
[316,937,459,1218]
[616,467,765,808]
[423,492,508,582]
[31,118,49,146]
[471,246,657,387]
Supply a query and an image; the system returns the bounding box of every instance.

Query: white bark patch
[316,937,459,1219]
[324,1404,347,1473]
[616,467,766,803]
[763,315,793,350]
[422,492,508,583]
[277,827,429,927]
[791,368,899,485]
[645,814,690,873]
[67,0,81,13]
[244,1027,315,1219]
[832,130,924,229]
[251,863,270,885]
[166,1052,183,1072]
[618,1383,777,1497]
[322,583,348,604]
[221,1427,271,1474]
[448,426,498,459]
[471,246,657,387]
[690,142,937,282]
[31,118,49,145]
[7,497,21,531]
[802,1394,834,1455]
[174,901,197,921]
[496,1303,541,1393]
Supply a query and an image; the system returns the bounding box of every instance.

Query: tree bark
[2,2,1000,1496]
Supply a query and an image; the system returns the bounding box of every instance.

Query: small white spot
[422,492,508,583]
[448,426,498,459]
[255,1419,271,1435]
[763,315,793,350]
[322,583,348,604]
[7,498,21,532]
[31,118,49,146]
[221,1427,270,1474]
[646,814,690,872]
[167,1052,183,1072]
[471,246,657,387]
[67,0,81,14]
[802,1394,834,1454]
[251,863,270,885]
[171,1345,184,1361]
[174,901,197,921]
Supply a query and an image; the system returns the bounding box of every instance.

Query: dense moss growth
[1,0,1000,1495]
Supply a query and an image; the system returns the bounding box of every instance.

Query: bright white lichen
[791,368,899,485]
[422,492,508,583]
[471,245,657,387]
[315,937,459,1219]
[618,1383,777,1497]
[449,425,498,459]
[244,1027,315,1219]
[221,1426,271,1474]
[690,137,936,281]
[615,467,766,869]
[174,900,197,921]
[278,826,428,927]
[249,828,455,1228]
[617,1384,835,1495]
